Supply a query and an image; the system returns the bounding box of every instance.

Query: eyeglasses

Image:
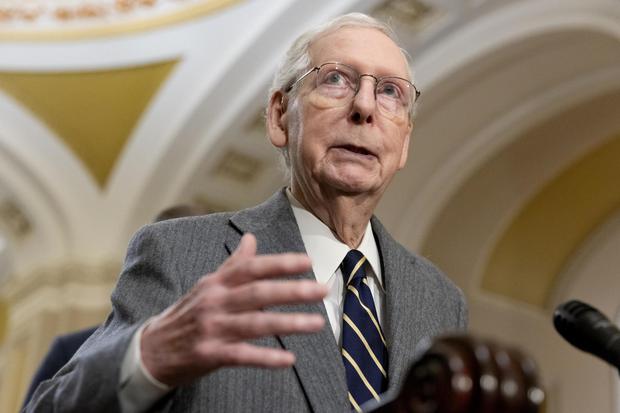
[285,62,420,119]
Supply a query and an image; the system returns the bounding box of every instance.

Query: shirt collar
[286,189,383,289]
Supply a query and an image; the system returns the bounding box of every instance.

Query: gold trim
[0,0,242,41]
[0,60,178,187]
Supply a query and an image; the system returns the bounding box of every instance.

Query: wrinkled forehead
[308,27,410,80]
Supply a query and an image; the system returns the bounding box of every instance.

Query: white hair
[267,12,417,175]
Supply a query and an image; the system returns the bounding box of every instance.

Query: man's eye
[378,82,401,98]
[323,71,346,86]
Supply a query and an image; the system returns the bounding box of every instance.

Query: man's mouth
[335,144,375,157]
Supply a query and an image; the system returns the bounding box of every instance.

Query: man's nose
[349,76,376,125]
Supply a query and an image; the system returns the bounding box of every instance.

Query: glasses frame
[284,62,421,104]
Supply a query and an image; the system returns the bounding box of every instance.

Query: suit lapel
[226,190,349,412]
[372,217,429,391]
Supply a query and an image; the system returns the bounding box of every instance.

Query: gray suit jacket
[26,189,467,412]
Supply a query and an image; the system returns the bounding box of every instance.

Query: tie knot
[341,249,367,285]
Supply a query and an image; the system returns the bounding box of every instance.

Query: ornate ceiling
[0,0,617,303]
[0,0,619,411]
[0,60,177,186]
[0,0,239,39]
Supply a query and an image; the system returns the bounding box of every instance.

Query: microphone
[553,299,620,370]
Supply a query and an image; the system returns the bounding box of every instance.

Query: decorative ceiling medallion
[0,199,31,240]
[0,0,240,40]
[191,195,227,214]
[212,149,263,183]
[373,0,434,27]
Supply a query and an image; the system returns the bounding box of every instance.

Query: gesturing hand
[140,233,327,387]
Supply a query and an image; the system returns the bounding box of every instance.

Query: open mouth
[335,144,374,157]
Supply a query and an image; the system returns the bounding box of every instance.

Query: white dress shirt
[118,191,385,412]
[286,190,385,344]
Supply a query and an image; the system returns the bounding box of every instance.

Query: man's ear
[398,122,413,169]
[267,91,288,148]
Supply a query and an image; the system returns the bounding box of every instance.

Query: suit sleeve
[24,224,184,413]
[21,327,98,410]
[21,339,71,409]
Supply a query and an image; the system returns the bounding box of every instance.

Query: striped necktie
[340,249,388,412]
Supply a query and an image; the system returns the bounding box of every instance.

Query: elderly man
[26,12,466,413]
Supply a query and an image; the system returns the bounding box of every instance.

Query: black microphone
[553,299,620,370]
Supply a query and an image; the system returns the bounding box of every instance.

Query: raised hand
[140,233,327,386]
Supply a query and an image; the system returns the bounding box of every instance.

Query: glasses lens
[376,77,412,117]
[315,64,357,100]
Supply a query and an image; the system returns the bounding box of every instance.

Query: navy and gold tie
[340,250,388,411]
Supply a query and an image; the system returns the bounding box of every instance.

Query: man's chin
[323,174,379,196]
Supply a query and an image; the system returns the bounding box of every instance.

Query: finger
[224,280,328,312]
[207,312,325,341]
[221,254,312,286]
[214,233,258,276]
[233,233,256,259]
[200,342,296,369]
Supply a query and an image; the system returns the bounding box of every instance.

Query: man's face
[274,27,412,197]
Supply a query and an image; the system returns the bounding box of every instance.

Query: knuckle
[247,283,264,302]
[259,314,281,332]
[192,282,230,311]
[217,347,242,365]
[208,285,229,306]
[288,285,306,300]
[199,314,225,337]
[195,274,218,290]
[240,258,257,277]
[195,344,225,370]
[226,259,248,280]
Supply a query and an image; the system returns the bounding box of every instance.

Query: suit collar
[227,189,302,255]
[371,216,421,391]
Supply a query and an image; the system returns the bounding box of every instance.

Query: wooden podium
[365,335,545,413]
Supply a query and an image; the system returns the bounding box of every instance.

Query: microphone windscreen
[553,299,620,369]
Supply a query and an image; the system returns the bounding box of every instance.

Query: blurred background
[0,0,619,411]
